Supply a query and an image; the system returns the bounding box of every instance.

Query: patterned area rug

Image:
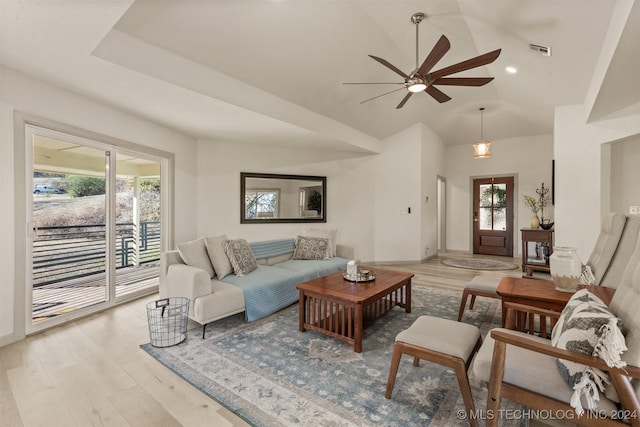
[142,285,526,426]
[441,258,519,271]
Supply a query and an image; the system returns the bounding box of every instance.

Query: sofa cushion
[302,228,337,257]
[224,239,258,277]
[293,236,329,260]
[223,265,306,322]
[177,237,215,278]
[205,234,234,280]
[249,239,295,260]
[275,257,349,282]
[551,289,627,414]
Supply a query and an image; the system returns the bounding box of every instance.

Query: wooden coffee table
[496,277,615,336]
[297,268,413,353]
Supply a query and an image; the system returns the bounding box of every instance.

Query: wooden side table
[521,228,554,276]
[496,277,615,337]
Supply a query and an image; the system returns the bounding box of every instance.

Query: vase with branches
[522,183,551,229]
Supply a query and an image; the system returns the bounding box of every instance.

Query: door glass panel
[479,184,492,207]
[115,154,161,298]
[32,135,107,323]
[493,183,507,208]
[493,209,506,230]
[478,183,508,231]
[479,207,492,229]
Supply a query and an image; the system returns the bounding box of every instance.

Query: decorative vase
[530,214,540,229]
[549,247,582,293]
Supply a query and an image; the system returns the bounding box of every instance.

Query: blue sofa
[160,238,352,332]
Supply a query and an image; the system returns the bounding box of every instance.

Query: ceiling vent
[529,44,552,56]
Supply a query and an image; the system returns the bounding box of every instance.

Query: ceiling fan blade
[396,92,413,109]
[425,85,451,103]
[360,87,407,104]
[417,35,451,77]
[433,77,494,86]
[429,49,501,81]
[369,55,410,79]
[342,82,405,85]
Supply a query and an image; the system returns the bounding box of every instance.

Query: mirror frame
[240,172,327,224]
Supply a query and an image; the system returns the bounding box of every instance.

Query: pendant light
[473,107,491,159]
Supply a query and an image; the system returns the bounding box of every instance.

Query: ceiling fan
[344,12,501,109]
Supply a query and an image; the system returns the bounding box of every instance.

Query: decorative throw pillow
[302,228,337,257]
[205,234,234,280]
[293,236,329,260]
[177,237,215,278]
[551,289,627,415]
[223,239,258,277]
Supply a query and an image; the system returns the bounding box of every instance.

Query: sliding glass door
[114,151,162,298]
[26,125,165,332]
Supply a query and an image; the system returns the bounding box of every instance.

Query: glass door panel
[31,133,107,324]
[115,153,161,298]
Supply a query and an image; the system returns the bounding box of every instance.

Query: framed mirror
[241,172,326,223]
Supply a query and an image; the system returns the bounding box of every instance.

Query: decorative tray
[343,271,376,282]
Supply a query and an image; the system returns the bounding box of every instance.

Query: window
[245,189,280,219]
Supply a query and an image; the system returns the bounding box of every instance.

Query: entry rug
[142,285,527,426]
[441,258,519,271]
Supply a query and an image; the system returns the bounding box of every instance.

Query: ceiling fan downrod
[411,12,426,72]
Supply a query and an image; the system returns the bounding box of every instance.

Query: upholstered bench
[385,315,483,427]
[457,275,502,321]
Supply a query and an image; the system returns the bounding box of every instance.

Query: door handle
[28,221,38,237]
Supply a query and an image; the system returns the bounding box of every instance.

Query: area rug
[441,258,519,271]
[142,285,526,427]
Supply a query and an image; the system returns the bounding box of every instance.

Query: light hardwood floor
[1,253,530,427]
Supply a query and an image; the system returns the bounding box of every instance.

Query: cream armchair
[473,227,640,426]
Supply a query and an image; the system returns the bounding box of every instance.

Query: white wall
[444,135,554,255]
[372,125,422,262]
[609,136,640,214]
[0,66,198,345]
[196,123,444,264]
[196,140,377,261]
[420,124,446,260]
[554,104,640,260]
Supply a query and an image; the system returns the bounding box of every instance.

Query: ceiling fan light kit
[473,107,491,159]
[344,12,501,109]
[408,80,427,93]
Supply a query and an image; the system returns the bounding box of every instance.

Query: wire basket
[146,297,190,347]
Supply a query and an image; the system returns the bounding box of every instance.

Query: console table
[521,228,554,276]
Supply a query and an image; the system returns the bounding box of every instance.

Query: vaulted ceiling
[1,0,638,153]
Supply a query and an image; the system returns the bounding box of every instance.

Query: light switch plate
[630,206,640,215]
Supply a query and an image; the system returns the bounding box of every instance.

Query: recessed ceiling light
[505,66,517,74]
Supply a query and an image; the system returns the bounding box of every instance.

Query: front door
[473,176,514,256]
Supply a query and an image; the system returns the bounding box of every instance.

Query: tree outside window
[245,189,279,219]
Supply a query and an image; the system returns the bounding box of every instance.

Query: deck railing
[33,222,160,287]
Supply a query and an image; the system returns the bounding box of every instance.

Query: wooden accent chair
[457,275,502,321]
[473,229,640,426]
[385,316,483,427]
